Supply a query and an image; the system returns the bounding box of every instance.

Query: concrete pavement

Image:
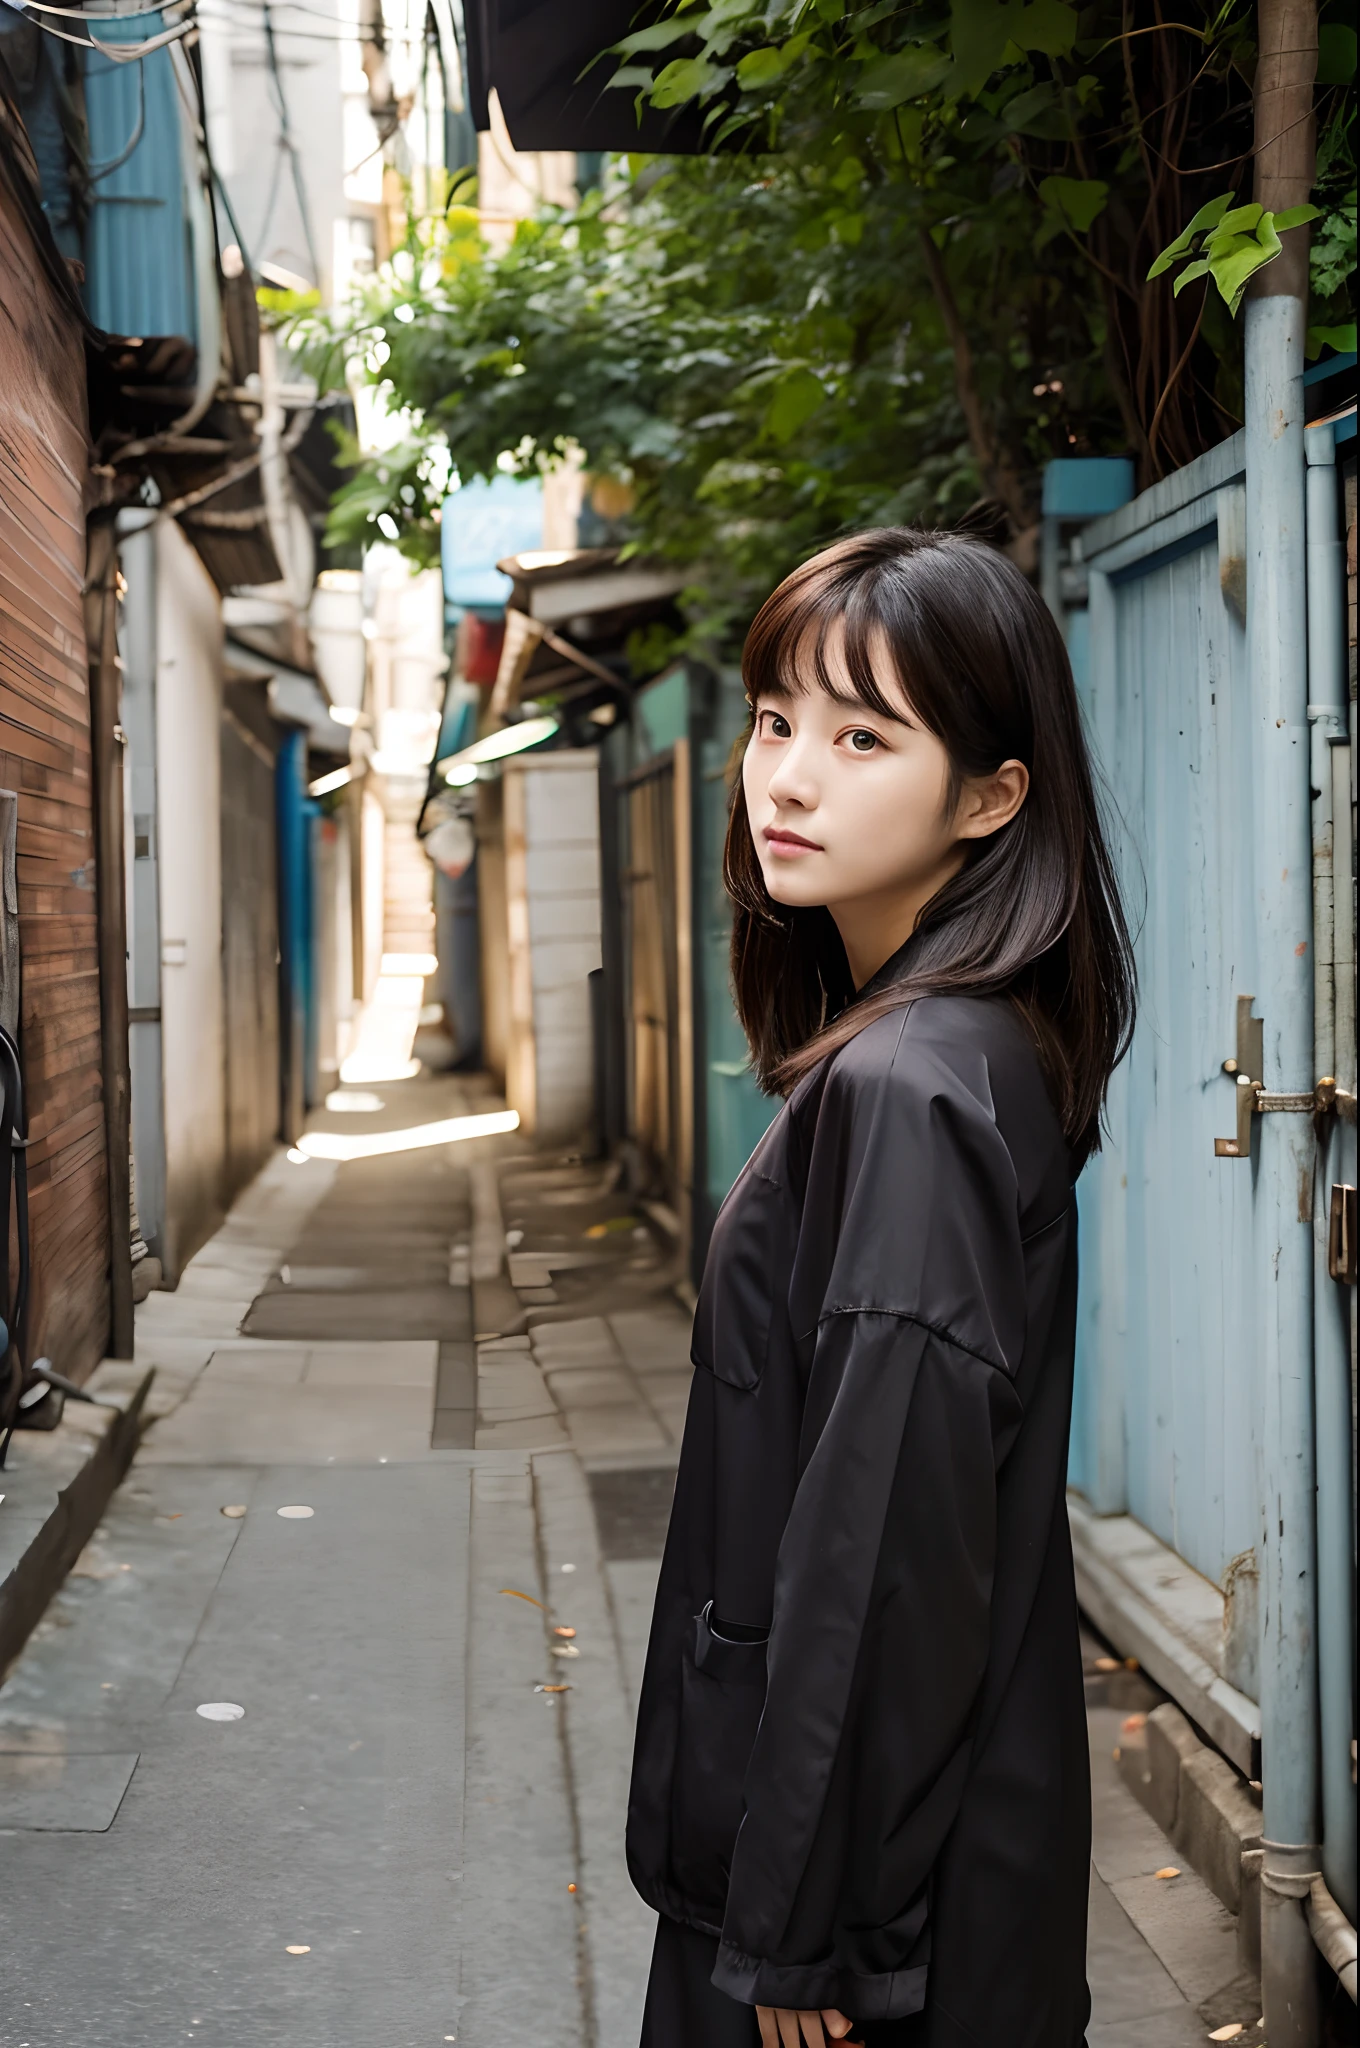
[0,1074,1262,2045]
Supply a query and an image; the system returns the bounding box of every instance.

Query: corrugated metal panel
[1071,453,1261,1592]
[83,16,194,339]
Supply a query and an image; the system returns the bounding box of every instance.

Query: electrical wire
[20,11,195,56]
[17,0,185,15]
[196,0,424,45]
[258,0,320,279]
[198,0,419,36]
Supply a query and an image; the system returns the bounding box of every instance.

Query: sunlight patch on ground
[297,1110,520,1162]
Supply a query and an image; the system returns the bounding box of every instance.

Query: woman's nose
[766,735,818,810]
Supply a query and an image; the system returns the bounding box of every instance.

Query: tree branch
[916,227,1032,533]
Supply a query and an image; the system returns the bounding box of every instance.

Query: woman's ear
[955,759,1029,841]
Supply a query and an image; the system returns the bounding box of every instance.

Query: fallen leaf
[1124,1656,1140,1671]
[1154,1866,1181,1881]
[551,1644,581,1658]
[560,1563,576,1574]
[1209,2026,1244,2041]
[221,1505,247,1518]
[552,1626,576,1639]
[277,1505,314,1520]
[1093,1656,1120,1672]
[567,1882,577,1893]
[499,1587,544,1608]
[1112,1747,1122,1761]
[1122,1713,1147,1732]
[285,1945,310,1956]
[534,1683,571,1693]
[155,1513,184,1522]
[197,1702,245,1722]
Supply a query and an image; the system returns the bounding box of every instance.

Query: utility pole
[1245,1,1323,2040]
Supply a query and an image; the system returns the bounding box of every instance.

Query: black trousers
[640,1915,927,2046]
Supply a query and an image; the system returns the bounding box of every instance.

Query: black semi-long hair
[725,527,1135,1165]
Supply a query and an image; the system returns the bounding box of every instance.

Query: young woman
[626,528,1135,2048]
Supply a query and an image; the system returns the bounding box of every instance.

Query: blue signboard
[440,473,544,612]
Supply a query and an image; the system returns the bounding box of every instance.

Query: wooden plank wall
[0,180,109,1378]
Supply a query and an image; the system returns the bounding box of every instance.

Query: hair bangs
[742,545,927,730]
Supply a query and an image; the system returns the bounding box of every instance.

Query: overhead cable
[20,7,198,58]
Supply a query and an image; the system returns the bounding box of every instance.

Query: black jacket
[627,994,1091,2044]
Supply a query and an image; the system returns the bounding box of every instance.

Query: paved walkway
[0,1073,1258,2046]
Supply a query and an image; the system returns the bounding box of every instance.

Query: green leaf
[1171,257,1211,296]
[1038,175,1109,233]
[1270,203,1322,233]
[948,0,1025,97]
[765,366,826,441]
[855,46,953,109]
[1015,0,1077,56]
[1000,83,1064,136]
[1211,203,1264,238]
[1316,24,1357,84]
[1306,323,1358,360]
[736,46,785,88]
[1207,216,1281,315]
[1146,192,1235,279]
[650,56,726,107]
[1311,196,1359,299]
[615,20,695,56]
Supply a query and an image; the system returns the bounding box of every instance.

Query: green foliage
[1148,196,1321,316]
[290,0,1357,654]
[287,170,1012,645]
[609,0,1355,470]
[257,284,321,325]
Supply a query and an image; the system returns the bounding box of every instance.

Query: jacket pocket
[669,1604,769,1914]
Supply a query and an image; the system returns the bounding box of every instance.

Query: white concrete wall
[512,754,601,1144]
[155,519,227,1282]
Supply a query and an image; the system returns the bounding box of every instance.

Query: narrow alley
[1,1073,1267,2046]
[0,3,1354,2039]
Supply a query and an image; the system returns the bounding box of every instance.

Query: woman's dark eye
[848,730,878,752]
[769,714,791,739]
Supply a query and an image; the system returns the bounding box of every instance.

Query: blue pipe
[1305,418,1357,1930]
[276,729,313,1139]
[1245,287,1322,2044]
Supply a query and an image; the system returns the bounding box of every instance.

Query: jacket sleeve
[713,1018,1028,2018]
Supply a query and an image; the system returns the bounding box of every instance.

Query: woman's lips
[763,826,824,854]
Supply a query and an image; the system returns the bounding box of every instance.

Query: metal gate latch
[1214,995,1348,1158]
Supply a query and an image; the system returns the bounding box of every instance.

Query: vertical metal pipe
[1244,286,1322,2046]
[84,513,135,1359]
[1305,421,1357,1929]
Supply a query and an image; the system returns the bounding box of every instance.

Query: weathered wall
[154,518,225,1283]
[0,175,108,1376]
[220,680,280,1202]
[504,753,601,1143]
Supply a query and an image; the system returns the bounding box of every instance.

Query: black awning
[465,1,709,154]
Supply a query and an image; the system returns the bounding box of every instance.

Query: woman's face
[741,627,1028,983]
